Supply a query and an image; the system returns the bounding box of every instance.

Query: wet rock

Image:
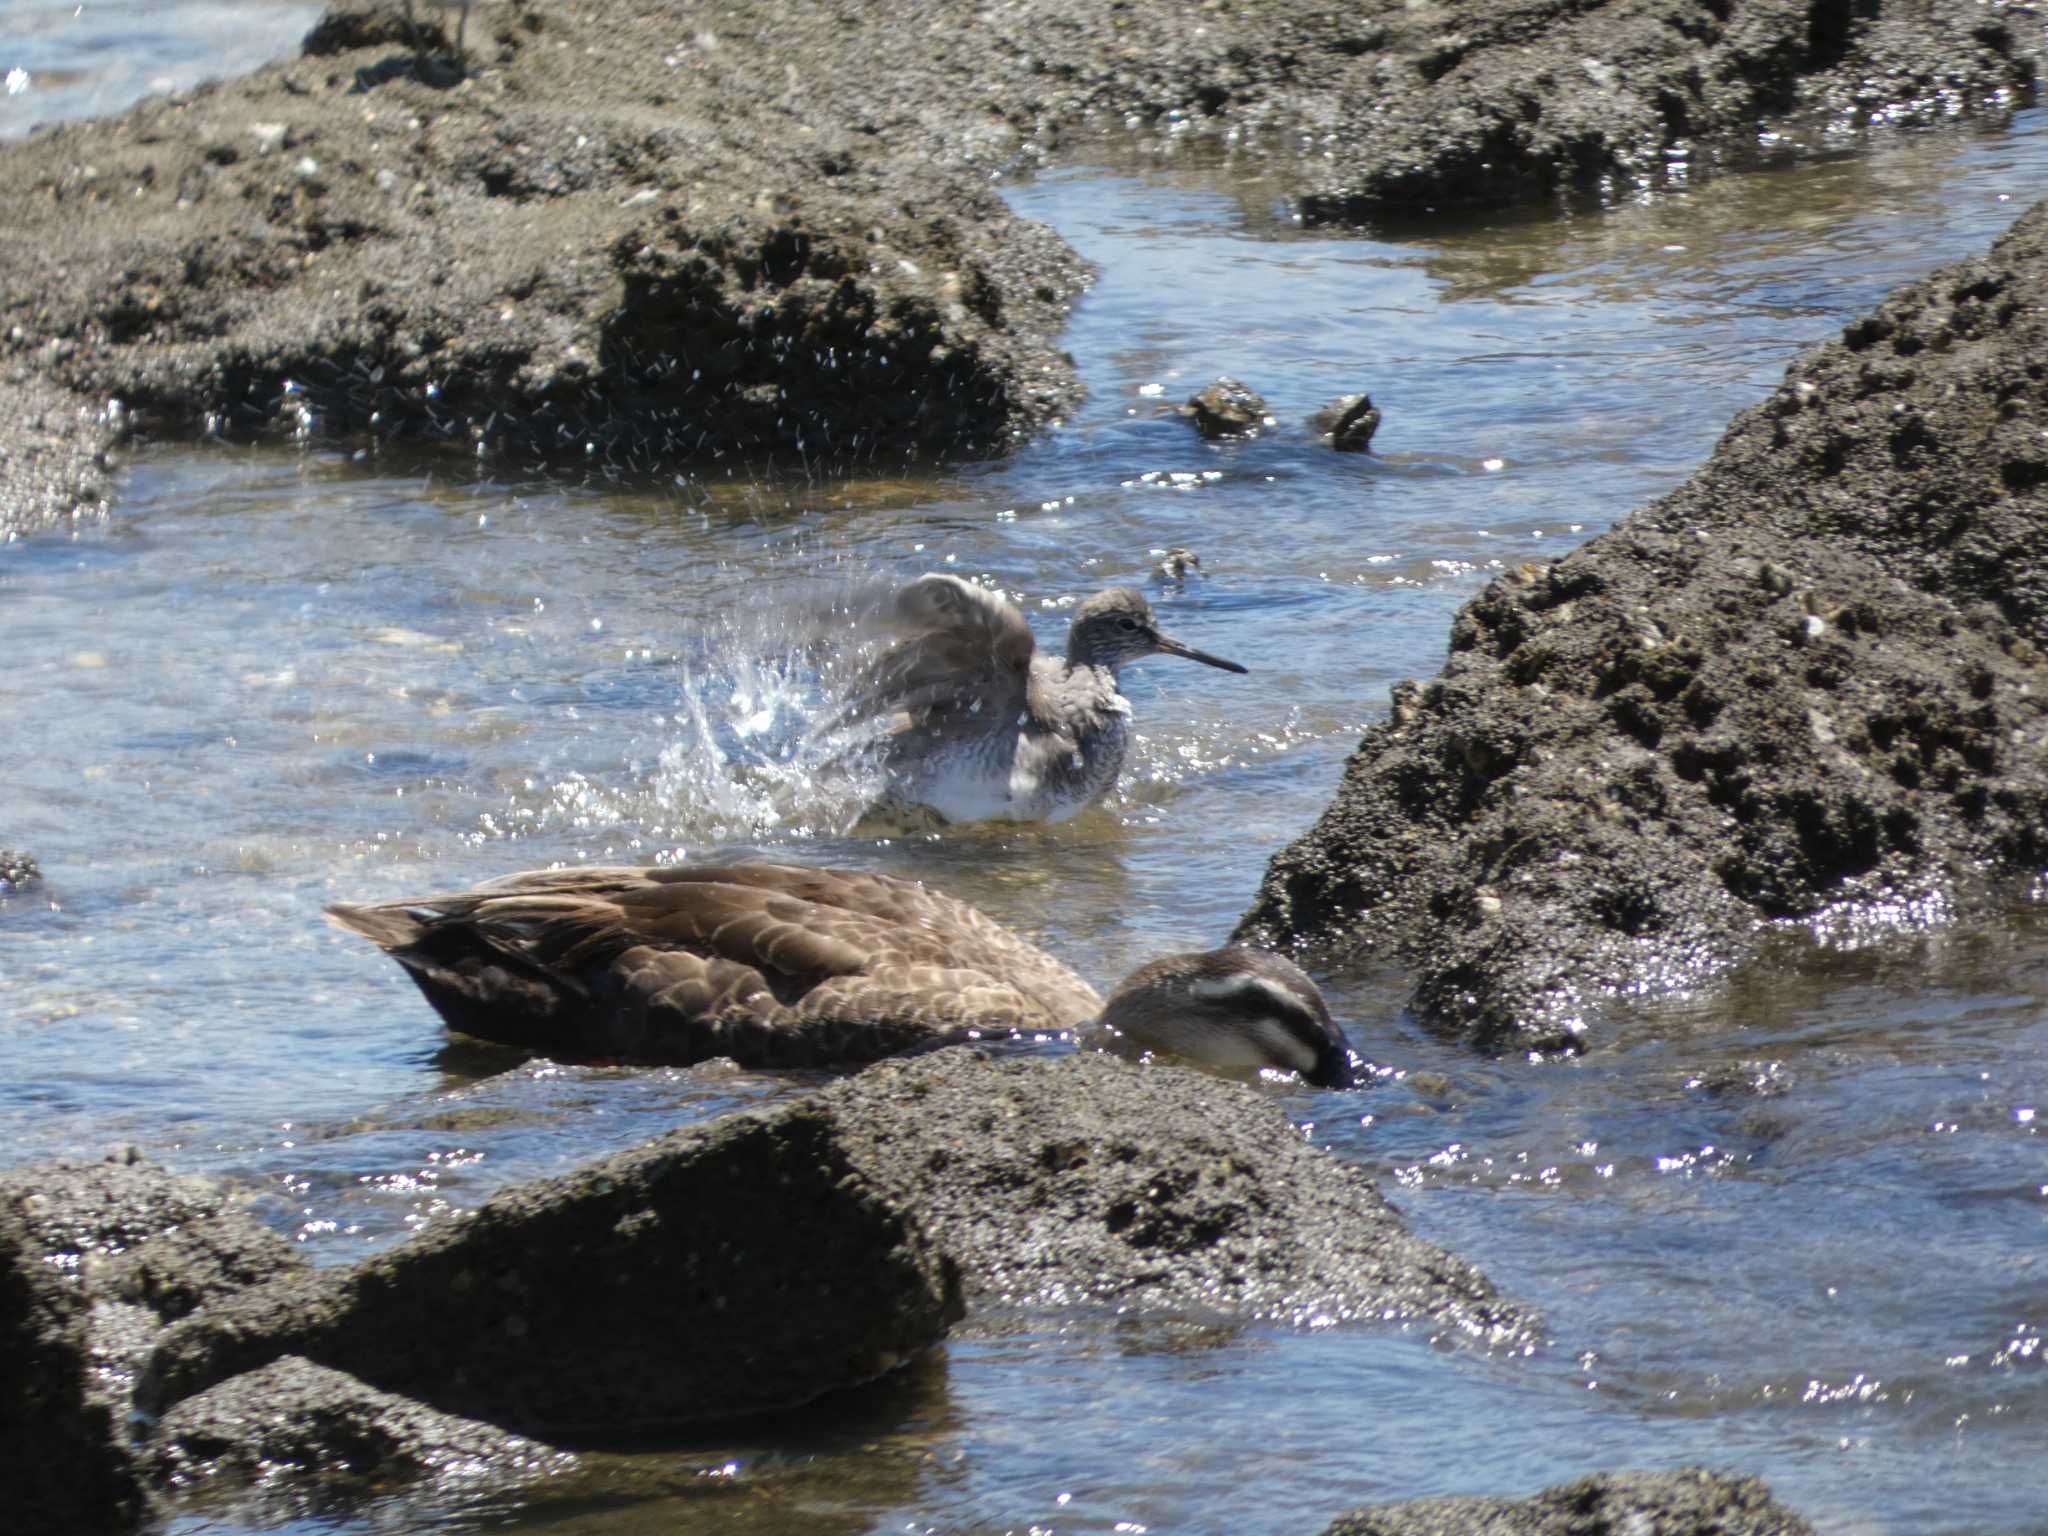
[99,1210,306,1325]
[1321,1467,1817,1536]
[2,1151,306,1327]
[0,0,1091,536]
[818,1050,1530,1340]
[0,1192,150,1534]
[148,1355,573,1492]
[1155,546,1202,582]
[1239,199,2048,1052]
[1183,376,1271,440]
[141,1105,961,1436]
[1311,393,1382,453]
[0,848,39,892]
[0,1149,311,1455]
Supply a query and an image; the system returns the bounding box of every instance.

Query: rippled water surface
[5,13,2048,1532]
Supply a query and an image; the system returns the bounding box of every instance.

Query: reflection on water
[8,91,2048,1536]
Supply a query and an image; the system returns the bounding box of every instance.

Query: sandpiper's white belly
[897,712,1128,824]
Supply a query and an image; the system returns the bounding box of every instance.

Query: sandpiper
[328,862,1352,1085]
[832,573,1247,824]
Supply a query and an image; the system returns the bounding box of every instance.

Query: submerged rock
[1239,199,2048,1052]
[1311,393,1382,453]
[1321,1467,1817,1536]
[1183,377,1271,440]
[0,849,40,893]
[818,1050,1530,1340]
[148,1355,574,1492]
[141,1106,961,1436]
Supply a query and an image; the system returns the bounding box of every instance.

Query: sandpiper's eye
[1116,616,1142,632]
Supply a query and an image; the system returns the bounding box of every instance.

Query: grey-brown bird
[327,862,1352,1085]
[830,574,1247,824]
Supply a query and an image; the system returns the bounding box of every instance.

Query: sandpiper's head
[1097,947,1354,1088]
[1065,587,1247,676]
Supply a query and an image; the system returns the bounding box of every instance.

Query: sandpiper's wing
[827,572,1037,732]
[327,863,1103,1067]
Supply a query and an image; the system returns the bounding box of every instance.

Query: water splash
[502,583,900,849]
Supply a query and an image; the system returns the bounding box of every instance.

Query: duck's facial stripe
[1188,972,1314,1017]
[1186,973,1332,1070]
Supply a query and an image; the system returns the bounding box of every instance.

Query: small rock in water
[1310,392,1382,452]
[1154,546,1202,583]
[0,850,39,893]
[1181,376,1270,440]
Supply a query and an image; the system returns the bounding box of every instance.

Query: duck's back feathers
[328,862,1103,1069]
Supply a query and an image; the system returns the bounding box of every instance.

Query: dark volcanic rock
[818,1050,1529,1339]
[1321,1467,1817,1536]
[8,1,2031,535]
[1239,199,2048,1052]
[0,1199,149,1534]
[0,0,1090,535]
[1183,376,1271,440]
[1312,393,1382,452]
[2,1151,306,1327]
[0,848,41,892]
[141,1105,961,1437]
[1286,3,2038,223]
[0,1148,310,1522]
[148,1355,573,1492]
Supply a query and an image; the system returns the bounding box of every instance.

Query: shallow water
[0,1,322,137]
[5,13,2048,1532]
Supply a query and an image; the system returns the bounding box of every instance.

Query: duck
[327,862,1352,1085]
[828,573,1246,824]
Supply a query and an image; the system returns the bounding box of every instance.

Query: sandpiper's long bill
[327,862,1352,1085]
[831,574,1248,825]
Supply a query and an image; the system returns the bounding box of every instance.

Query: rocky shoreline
[7,1052,1534,1530]
[2,0,2038,535]
[6,2,2047,1532]
[1238,197,2048,1053]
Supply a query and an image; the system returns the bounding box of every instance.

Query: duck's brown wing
[327,862,1102,1067]
[628,864,1103,1028]
[825,572,1036,733]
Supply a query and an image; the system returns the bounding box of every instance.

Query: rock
[1155,546,1201,582]
[816,1051,1530,1338]
[0,0,1090,537]
[4,2,2036,535]
[0,1194,150,1535]
[0,848,38,892]
[1238,199,2048,1052]
[141,1104,961,1435]
[1,1151,307,1328]
[0,1155,327,1530]
[1320,1467,1817,1536]
[98,1210,305,1325]
[148,1355,573,1492]
[1182,376,1271,440]
[1311,393,1382,453]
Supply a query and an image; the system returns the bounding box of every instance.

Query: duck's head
[1097,947,1354,1088]
[1065,587,1247,676]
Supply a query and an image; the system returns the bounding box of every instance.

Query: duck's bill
[1157,635,1249,674]
[1308,1039,1356,1090]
